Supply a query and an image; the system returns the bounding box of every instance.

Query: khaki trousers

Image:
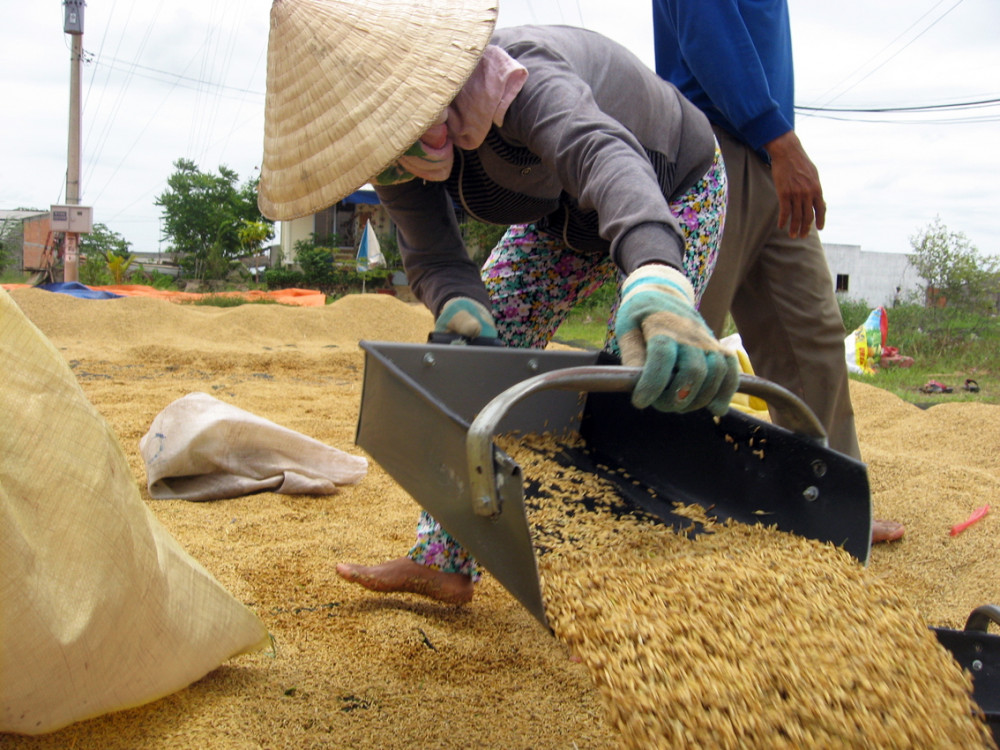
[699,127,861,460]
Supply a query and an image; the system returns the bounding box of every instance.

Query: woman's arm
[374,179,489,316]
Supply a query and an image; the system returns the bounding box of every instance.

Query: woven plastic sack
[140,391,367,501]
[0,289,271,735]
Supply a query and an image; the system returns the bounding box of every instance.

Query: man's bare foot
[335,557,474,604]
[872,518,905,543]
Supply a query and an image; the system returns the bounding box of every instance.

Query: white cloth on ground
[140,391,368,501]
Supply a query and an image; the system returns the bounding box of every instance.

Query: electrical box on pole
[50,205,93,234]
[64,0,85,35]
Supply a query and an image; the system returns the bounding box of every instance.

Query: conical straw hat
[258,0,499,221]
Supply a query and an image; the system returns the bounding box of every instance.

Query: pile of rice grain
[507,433,996,749]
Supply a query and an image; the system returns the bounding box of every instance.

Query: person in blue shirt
[652,0,904,543]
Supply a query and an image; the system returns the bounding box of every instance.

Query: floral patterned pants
[407,147,727,579]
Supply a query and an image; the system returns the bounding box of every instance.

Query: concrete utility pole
[63,0,86,282]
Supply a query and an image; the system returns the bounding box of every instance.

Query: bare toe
[872,519,905,544]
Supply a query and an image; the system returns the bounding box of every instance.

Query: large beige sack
[0,289,271,735]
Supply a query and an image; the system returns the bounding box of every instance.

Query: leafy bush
[837,298,874,334]
[263,266,305,289]
[879,303,999,370]
[148,270,178,290]
[295,245,343,290]
[264,238,393,296]
[79,254,113,286]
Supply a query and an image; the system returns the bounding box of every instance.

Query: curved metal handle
[965,604,1000,633]
[467,366,827,517]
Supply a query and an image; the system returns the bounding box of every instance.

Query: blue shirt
[653,0,795,154]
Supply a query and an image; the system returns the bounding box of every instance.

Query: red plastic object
[950,505,990,536]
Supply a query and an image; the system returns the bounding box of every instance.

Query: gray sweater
[374,25,716,316]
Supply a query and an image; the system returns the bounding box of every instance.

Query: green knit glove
[614,265,738,415]
[434,297,498,340]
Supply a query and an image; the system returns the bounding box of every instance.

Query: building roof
[1,209,49,222]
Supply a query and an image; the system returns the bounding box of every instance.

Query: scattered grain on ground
[4,287,999,749]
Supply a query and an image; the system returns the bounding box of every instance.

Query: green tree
[909,217,999,314]
[460,218,507,267]
[105,253,134,284]
[237,219,273,282]
[155,159,273,280]
[0,215,20,275]
[237,219,272,256]
[79,222,131,259]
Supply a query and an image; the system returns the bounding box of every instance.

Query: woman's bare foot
[872,518,905,543]
[335,557,474,604]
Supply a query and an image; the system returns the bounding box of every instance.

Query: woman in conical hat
[259,0,734,603]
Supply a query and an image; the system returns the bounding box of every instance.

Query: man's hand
[765,130,826,239]
[614,265,739,416]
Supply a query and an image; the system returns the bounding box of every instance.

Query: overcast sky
[3,0,997,258]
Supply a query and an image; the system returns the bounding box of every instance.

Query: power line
[796,93,1000,123]
[797,110,1000,125]
[88,54,264,98]
[83,0,165,194]
[799,97,1000,114]
[795,98,1000,125]
[811,0,966,107]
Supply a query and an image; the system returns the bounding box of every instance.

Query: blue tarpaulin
[38,282,123,300]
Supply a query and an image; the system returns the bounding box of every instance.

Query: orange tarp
[2,284,326,307]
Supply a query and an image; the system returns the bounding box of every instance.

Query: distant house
[823,243,923,308]
[277,187,395,267]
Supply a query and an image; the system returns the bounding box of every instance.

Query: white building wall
[279,216,315,267]
[823,243,923,307]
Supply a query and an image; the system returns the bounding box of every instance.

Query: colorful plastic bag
[845,307,888,375]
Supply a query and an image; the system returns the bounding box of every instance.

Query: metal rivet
[527,358,539,371]
[520,167,532,175]
[802,486,819,502]
[972,659,983,671]
[422,353,436,366]
[811,459,827,478]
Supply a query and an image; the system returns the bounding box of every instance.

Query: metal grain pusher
[355,340,872,628]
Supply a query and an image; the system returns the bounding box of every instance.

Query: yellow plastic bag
[720,334,769,420]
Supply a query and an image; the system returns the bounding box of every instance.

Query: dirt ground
[3,287,999,749]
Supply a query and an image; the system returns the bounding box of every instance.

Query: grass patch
[555,293,998,407]
[554,311,608,350]
[182,294,278,307]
